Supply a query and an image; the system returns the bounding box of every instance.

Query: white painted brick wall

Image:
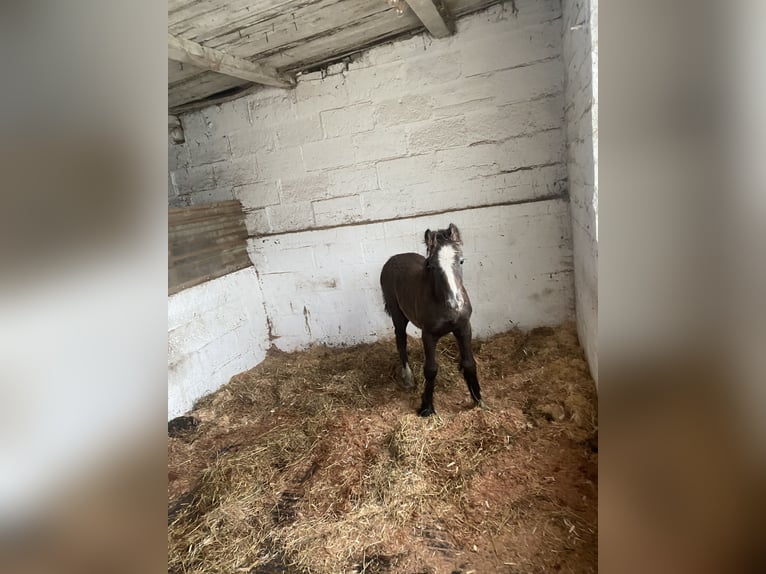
[168,267,270,419]
[169,0,567,232]
[563,0,598,383]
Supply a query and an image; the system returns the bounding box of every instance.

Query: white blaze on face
[437,244,464,309]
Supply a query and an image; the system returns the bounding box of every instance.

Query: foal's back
[380,253,425,286]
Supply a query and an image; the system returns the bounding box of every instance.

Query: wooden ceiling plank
[168,59,208,84]
[168,33,296,88]
[404,0,454,38]
[170,0,304,41]
[201,0,390,54]
[257,10,422,69]
[169,71,250,109]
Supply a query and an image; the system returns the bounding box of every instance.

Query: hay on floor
[168,323,597,574]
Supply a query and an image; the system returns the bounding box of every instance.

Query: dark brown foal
[380,223,486,416]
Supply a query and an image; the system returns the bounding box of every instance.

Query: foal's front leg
[418,332,438,417]
[454,323,488,409]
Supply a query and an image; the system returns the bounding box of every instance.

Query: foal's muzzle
[448,294,465,310]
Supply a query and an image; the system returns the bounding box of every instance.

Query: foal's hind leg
[454,323,488,409]
[391,309,415,389]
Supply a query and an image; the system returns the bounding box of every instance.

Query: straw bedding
[168,323,597,573]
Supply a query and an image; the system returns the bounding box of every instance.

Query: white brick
[213,157,258,189]
[345,62,406,102]
[465,96,564,144]
[180,110,208,136]
[382,217,427,241]
[303,136,355,171]
[299,71,323,82]
[376,153,435,190]
[243,208,271,236]
[362,232,396,266]
[295,74,349,116]
[171,164,216,194]
[353,128,406,164]
[276,115,323,148]
[279,173,330,203]
[435,142,505,172]
[266,202,315,232]
[252,275,305,316]
[313,195,363,226]
[404,54,462,85]
[271,313,312,339]
[429,76,494,112]
[374,94,433,126]
[499,129,565,171]
[252,245,315,275]
[188,187,235,204]
[253,230,327,251]
[326,62,347,76]
[461,21,561,77]
[492,58,564,105]
[476,163,567,197]
[228,127,275,157]
[367,34,427,66]
[169,142,190,171]
[202,99,251,134]
[188,134,230,166]
[417,161,498,192]
[247,92,296,125]
[432,96,495,120]
[456,0,561,37]
[170,194,190,207]
[326,167,379,198]
[360,189,416,219]
[256,147,304,180]
[314,241,364,269]
[346,52,372,71]
[406,116,467,153]
[321,103,374,138]
[235,181,280,210]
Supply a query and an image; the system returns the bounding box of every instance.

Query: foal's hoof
[400,366,415,390]
[418,405,436,417]
[474,399,491,411]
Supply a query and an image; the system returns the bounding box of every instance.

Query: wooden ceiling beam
[168,33,296,89]
[404,0,454,38]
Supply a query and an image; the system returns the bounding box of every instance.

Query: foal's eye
[459,258,465,265]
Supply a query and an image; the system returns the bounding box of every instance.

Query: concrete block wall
[168,266,270,418]
[562,0,598,382]
[168,0,568,224]
[168,0,577,355]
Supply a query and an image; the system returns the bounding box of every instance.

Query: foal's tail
[380,260,395,317]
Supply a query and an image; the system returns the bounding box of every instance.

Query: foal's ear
[424,229,436,249]
[448,223,461,243]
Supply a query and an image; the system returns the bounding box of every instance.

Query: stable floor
[168,324,597,574]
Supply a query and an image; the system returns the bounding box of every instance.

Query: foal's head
[424,223,466,311]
